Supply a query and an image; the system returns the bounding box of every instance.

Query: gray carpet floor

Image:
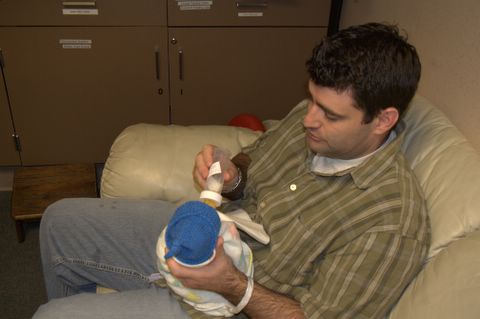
[0,191,47,318]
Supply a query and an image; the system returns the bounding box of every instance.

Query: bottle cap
[199,190,223,207]
[164,201,221,267]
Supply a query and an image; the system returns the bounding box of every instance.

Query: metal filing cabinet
[0,0,340,165]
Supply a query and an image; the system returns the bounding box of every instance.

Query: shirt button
[259,202,266,208]
[290,184,297,191]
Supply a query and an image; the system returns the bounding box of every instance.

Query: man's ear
[374,107,399,134]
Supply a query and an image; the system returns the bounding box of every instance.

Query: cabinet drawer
[169,27,326,124]
[0,0,167,26]
[0,27,169,164]
[168,0,330,26]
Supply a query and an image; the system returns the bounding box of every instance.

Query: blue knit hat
[164,200,221,267]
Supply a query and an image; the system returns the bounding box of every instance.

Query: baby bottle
[163,148,231,267]
[200,147,231,208]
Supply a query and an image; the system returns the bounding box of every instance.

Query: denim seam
[54,256,150,282]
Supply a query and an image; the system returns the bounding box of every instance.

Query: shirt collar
[311,130,397,175]
[309,121,406,189]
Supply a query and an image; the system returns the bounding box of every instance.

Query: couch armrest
[100,123,261,204]
[389,229,480,319]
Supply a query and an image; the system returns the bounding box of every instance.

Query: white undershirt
[311,131,397,175]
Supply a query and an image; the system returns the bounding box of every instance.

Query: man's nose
[304,104,322,128]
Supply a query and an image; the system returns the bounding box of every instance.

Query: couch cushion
[101,123,261,205]
[389,230,480,319]
[402,95,480,258]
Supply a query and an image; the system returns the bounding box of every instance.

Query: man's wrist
[221,270,249,305]
[222,166,242,193]
[222,153,250,200]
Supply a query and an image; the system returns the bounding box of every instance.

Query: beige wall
[341,0,480,153]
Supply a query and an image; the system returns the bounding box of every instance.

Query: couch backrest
[101,124,262,204]
[401,95,480,258]
[389,95,480,319]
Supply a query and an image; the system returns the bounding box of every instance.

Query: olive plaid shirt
[184,100,430,319]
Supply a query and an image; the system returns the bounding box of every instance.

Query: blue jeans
[33,198,191,319]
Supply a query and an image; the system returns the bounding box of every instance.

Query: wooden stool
[11,163,98,242]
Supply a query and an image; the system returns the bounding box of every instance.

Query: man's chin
[306,140,329,156]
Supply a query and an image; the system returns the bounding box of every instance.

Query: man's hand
[165,237,246,301]
[193,144,239,191]
[166,238,306,319]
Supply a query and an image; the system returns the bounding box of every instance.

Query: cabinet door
[168,0,330,27]
[169,27,326,125]
[0,27,169,165]
[0,0,167,26]
[0,62,21,165]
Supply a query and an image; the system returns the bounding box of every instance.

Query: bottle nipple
[200,190,222,208]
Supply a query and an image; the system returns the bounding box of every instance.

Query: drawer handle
[62,1,96,7]
[178,50,184,81]
[236,1,268,9]
[0,49,5,69]
[155,46,160,80]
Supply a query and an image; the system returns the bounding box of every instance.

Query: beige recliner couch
[100,95,480,318]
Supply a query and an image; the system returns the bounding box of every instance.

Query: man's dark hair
[306,23,421,123]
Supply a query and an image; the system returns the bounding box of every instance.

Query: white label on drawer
[59,39,92,49]
[238,12,263,17]
[177,0,212,10]
[62,44,92,49]
[62,8,99,15]
[180,5,211,10]
[177,0,212,5]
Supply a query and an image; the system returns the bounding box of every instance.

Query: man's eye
[325,113,339,121]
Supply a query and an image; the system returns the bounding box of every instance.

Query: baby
[156,200,254,317]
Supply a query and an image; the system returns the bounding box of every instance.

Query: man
[34,23,430,319]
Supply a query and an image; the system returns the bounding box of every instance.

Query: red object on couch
[228,113,266,132]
